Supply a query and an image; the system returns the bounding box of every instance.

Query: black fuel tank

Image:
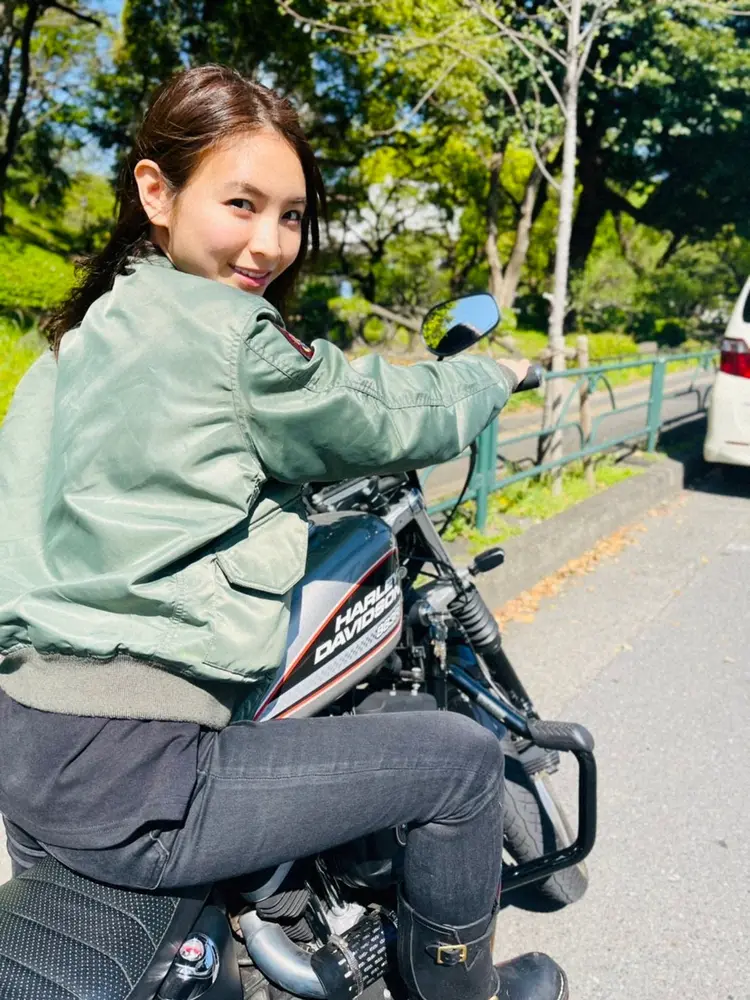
[253,512,402,721]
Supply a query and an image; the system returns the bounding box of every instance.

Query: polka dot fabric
[0,856,205,999]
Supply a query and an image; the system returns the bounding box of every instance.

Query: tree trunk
[0,0,38,231]
[569,116,609,271]
[543,0,581,494]
[499,159,546,310]
[485,148,505,303]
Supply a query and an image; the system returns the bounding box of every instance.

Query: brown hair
[45,65,326,353]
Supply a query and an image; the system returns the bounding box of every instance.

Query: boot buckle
[435,943,468,966]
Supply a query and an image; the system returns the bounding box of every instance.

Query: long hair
[45,65,326,353]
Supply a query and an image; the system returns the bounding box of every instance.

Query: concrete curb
[445,440,708,611]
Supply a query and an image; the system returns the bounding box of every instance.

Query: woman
[0,65,566,1000]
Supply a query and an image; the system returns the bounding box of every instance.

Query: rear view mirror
[421,293,500,357]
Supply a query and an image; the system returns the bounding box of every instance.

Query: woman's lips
[232,266,272,290]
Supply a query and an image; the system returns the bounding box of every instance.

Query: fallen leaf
[494,523,645,627]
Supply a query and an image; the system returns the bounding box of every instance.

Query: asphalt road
[492,466,750,999]
[423,368,714,503]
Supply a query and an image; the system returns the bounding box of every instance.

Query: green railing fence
[423,349,719,532]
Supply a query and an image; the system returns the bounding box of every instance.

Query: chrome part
[239,911,327,999]
[156,933,219,999]
[419,583,457,613]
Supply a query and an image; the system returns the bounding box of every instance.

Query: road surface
[493,466,750,999]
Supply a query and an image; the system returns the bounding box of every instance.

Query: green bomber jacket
[0,256,516,728]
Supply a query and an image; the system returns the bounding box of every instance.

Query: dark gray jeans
[4,710,503,927]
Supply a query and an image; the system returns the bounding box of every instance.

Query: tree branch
[48,0,102,25]
[445,43,562,190]
[366,300,423,332]
[462,0,568,112]
[466,0,568,68]
[367,58,460,137]
[657,232,685,268]
[576,0,620,82]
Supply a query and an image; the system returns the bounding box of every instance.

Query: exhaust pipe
[239,910,326,998]
[239,908,396,1000]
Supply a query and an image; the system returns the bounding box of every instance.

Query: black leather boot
[397,892,568,1000]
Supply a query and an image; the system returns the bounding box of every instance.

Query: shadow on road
[654,414,750,501]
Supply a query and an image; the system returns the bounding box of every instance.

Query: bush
[565,331,639,361]
[0,237,74,314]
[654,318,688,348]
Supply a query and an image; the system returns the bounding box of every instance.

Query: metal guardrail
[424,349,719,532]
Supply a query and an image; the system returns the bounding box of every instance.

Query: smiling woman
[133,131,309,295]
[44,64,326,354]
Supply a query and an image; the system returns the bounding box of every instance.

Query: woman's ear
[134,159,173,229]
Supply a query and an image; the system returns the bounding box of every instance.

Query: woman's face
[136,129,307,295]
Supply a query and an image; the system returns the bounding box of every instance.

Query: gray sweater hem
[0,648,240,729]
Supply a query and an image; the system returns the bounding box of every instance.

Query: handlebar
[514,362,544,393]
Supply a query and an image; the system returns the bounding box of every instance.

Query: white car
[704,276,750,467]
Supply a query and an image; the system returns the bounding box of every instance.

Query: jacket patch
[277,325,314,360]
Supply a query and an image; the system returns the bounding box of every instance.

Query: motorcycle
[0,293,597,1000]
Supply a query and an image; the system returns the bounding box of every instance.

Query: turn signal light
[720,339,750,378]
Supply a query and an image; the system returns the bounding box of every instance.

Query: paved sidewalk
[492,470,750,999]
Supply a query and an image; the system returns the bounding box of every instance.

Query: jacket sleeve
[233,312,517,484]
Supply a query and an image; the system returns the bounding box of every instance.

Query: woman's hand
[498,358,531,389]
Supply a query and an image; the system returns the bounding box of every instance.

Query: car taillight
[720,339,750,378]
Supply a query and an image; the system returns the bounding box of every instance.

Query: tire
[502,740,588,907]
[447,685,588,908]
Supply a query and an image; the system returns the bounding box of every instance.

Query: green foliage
[569,332,639,361]
[0,238,74,314]
[7,173,115,256]
[442,457,640,550]
[363,316,386,344]
[287,278,348,346]
[1,0,748,366]
[0,322,45,425]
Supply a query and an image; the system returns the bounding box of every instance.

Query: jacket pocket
[215,505,308,595]
[204,504,308,681]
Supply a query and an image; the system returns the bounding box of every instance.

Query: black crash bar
[448,664,597,893]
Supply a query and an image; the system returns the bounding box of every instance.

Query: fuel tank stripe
[254,547,397,717]
[273,618,403,719]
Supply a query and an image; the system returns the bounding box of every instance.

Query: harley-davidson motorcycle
[0,293,597,1000]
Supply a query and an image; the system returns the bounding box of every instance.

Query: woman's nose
[248,215,281,267]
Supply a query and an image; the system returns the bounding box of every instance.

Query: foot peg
[526,719,594,753]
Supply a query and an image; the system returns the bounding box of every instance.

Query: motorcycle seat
[0,855,208,1000]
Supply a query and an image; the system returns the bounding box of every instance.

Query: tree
[278,0,623,488]
[89,0,330,160]
[0,0,103,230]
[570,2,750,271]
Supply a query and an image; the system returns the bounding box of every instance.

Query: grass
[0,236,74,315]
[440,456,641,553]
[0,320,45,424]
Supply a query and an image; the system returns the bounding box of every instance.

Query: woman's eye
[229,198,254,212]
[284,210,303,224]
